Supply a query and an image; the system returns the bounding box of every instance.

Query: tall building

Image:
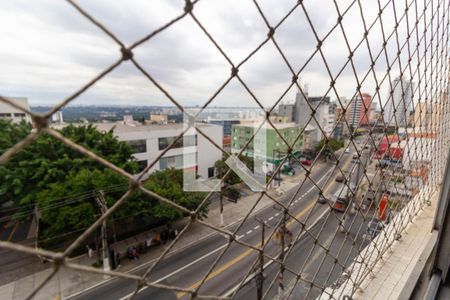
[384,76,414,127]
[278,90,309,126]
[308,96,332,141]
[0,97,32,123]
[347,93,373,127]
[277,89,333,145]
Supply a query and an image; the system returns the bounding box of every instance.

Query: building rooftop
[233,122,315,131]
[52,122,219,133]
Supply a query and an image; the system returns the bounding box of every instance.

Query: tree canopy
[314,138,345,156]
[0,121,207,241]
[214,154,254,185]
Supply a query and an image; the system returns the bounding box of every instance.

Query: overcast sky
[0,0,432,108]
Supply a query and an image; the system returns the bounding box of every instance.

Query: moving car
[317,194,327,204]
[335,175,345,183]
[344,148,350,153]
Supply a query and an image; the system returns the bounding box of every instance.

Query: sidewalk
[0,160,326,300]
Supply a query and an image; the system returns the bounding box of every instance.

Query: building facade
[0,97,32,123]
[207,119,241,136]
[58,123,223,179]
[347,93,373,127]
[231,122,304,166]
[384,76,414,127]
[277,91,334,146]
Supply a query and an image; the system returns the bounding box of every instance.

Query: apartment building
[0,97,32,123]
[347,93,373,127]
[231,122,314,166]
[384,76,414,127]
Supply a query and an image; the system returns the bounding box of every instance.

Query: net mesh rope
[0,0,450,299]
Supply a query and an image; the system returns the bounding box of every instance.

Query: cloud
[0,0,430,108]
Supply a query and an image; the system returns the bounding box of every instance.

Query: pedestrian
[131,246,139,260]
[86,245,94,259]
[154,231,161,245]
[110,248,116,270]
[116,252,121,268]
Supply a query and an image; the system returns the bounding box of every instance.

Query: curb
[63,192,277,299]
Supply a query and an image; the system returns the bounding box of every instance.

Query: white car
[344,148,350,153]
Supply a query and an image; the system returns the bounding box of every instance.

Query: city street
[71,146,371,300]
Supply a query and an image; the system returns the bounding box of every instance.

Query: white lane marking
[120,163,340,300]
[118,242,229,300]
[246,230,253,235]
[254,225,260,230]
[223,207,332,298]
[236,234,244,239]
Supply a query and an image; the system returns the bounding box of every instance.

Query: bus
[332,185,350,212]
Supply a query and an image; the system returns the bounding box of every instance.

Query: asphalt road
[71,149,365,300]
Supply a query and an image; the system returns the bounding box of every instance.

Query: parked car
[300,159,312,166]
[344,148,350,153]
[352,154,358,159]
[281,165,295,176]
[367,219,384,239]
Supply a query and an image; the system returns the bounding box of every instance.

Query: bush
[222,187,241,201]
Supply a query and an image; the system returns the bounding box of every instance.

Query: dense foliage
[214,154,254,185]
[314,138,345,156]
[0,120,206,240]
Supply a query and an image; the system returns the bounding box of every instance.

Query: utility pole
[219,184,224,227]
[254,217,269,300]
[95,191,110,272]
[278,211,287,300]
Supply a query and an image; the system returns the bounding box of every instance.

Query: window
[208,167,215,178]
[13,113,26,117]
[159,153,196,170]
[158,135,197,150]
[0,113,12,117]
[127,139,147,154]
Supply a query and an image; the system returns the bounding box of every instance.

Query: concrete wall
[109,124,223,179]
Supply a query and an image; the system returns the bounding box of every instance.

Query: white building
[92,122,223,179]
[384,76,414,127]
[0,97,32,123]
[51,111,64,124]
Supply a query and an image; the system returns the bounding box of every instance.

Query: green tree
[314,138,344,156]
[214,154,254,185]
[0,123,136,209]
[0,121,207,241]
